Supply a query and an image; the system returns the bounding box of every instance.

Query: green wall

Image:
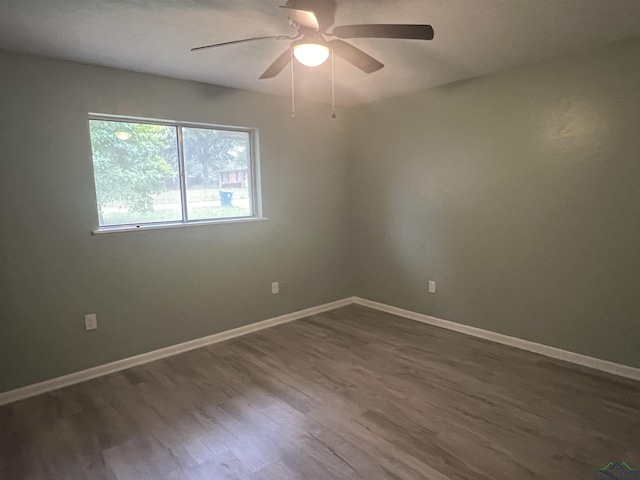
[0,51,350,393]
[347,36,640,369]
[3,35,640,394]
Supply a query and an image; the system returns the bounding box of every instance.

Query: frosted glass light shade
[293,43,330,67]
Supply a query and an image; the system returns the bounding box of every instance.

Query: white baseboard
[353,297,640,382]
[0,297,355,406]
[2,295,637,406]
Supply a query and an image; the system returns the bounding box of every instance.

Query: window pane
[89,120,181,226]
[182,127,252,220]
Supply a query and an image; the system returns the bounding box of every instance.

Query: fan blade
[259,48,292,79]
[191,35,291,52]
[279,6,319,30]
[331,24,434,40]
[328,40,383,74]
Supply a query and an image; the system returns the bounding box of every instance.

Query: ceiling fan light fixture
[293,43,330,67]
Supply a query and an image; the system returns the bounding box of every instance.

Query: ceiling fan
[191,0,434,79]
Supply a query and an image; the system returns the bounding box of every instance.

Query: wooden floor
[1,305,639,479]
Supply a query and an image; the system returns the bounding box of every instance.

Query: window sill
[91,216,268,235]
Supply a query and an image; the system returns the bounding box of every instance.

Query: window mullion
[176,125,189,222]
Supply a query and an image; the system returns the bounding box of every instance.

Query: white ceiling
[1,0,640,106]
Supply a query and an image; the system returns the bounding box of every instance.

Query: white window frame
[88,113,264,235]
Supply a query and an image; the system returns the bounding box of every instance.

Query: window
[88,115,260,232]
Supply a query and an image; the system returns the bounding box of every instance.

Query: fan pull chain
[290,50,295,119]
[331,49,336,119]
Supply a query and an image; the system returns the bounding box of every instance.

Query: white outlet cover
[428,281,436,293]
[84,313,97,331]
[271,282,279,294]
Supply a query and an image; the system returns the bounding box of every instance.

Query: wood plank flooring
[1,305,639,479]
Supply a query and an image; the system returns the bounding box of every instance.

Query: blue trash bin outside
[220,191,233,207]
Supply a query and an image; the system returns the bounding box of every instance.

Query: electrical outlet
[428,281,436,294]
[84,313,98,331]
[271,282,279,294]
